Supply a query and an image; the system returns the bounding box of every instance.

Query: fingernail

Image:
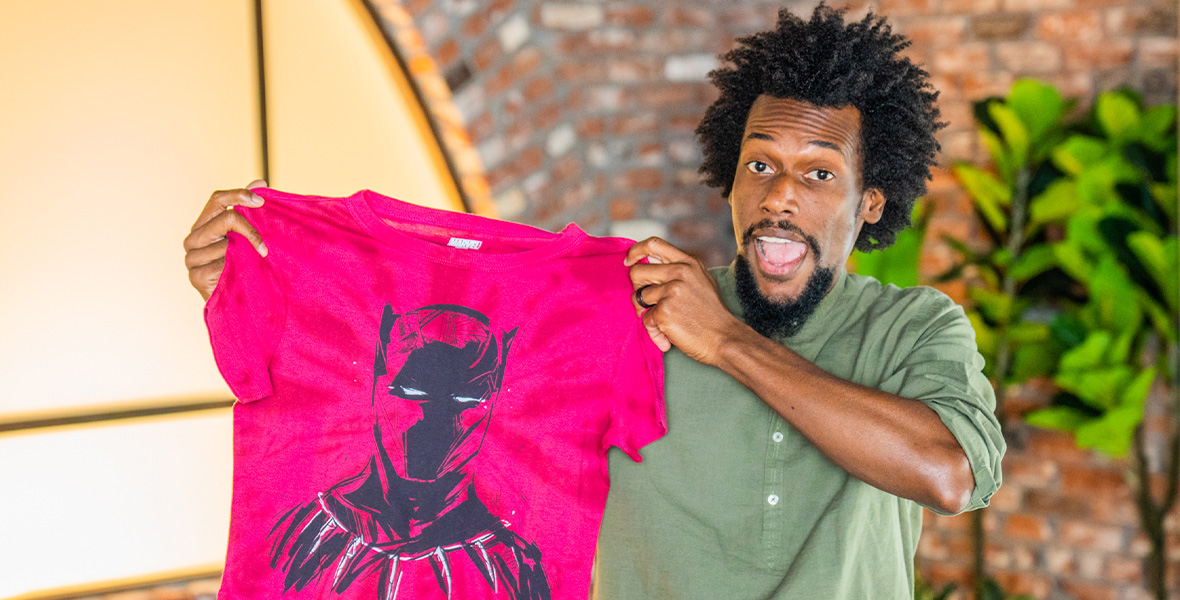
[249,194,264,205]
[257,242,268,257]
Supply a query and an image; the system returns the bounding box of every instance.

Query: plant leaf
[1058,330,1112,371]
[1029,180,1080,226]
[990,102,1031,166]
[1007,79,1066,141]
[1076,406,1142,457]
[1052,135,1108,176]
[1026,406,1092,433]
[1096,91,1141,145]
[954,164,1010,233]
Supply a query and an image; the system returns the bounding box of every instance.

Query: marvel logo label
[447,237,482,250]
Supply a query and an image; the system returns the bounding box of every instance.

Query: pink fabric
[205,188,665,600]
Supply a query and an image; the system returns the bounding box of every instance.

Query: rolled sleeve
[876,295,1005,515]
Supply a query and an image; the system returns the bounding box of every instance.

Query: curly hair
[696,4,944,252]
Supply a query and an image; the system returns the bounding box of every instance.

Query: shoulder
[843,274,971,346]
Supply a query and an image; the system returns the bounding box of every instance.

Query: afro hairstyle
[696,4,944,252]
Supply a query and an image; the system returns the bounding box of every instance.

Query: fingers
[191,185,266,232]
[184,208,267,257]
[187,257,225,302]
[624,237,693,267]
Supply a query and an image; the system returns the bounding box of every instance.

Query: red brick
[880,0,938,16]
[608,197,637,221]
[605,5,655,27]
[556,62,608,83]
[434,39,460,68]
[666,7,713,28]
[991,570,1052,598]
[670,218,719,244]
[943,0,999,12]
[1004,513,1051,542]
[1059,579,1120,600]
[932,43,991,74]
[1001,0,1072,10]
[1025,489,1092,518]
[1063,39,1135,70]
[996,41,1063,73]
[1036,11,1104,42]
[1060,521,1126,552]
[611,113,658,136]
[1061,464,1125,496]
[668,113,701,132]
[901,16,967,47]
[1139,37,1179,68]
[1106,555,1145,584]
[970,13,1032,41]
[1026,429,1092,463]
[619,169,663,190]
[1001,453,1057,487]
[1105,5,1178,38]
[473,38,501,71]
[509,47,543,78]
[577,117,605,138]
[522,77,555,102]
[922,562,973,588]
[462,12,489,38]
[607,59,660,82]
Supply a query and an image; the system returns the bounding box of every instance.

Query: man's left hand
[625,237,745,365]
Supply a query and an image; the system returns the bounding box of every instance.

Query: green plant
[948,79,1179,600]
[943,79,1077,599]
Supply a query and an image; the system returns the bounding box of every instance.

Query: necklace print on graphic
[268,304,551,599]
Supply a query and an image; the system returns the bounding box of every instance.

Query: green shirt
[595,265,1004,599]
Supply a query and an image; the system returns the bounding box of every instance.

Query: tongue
[762,239,806,265]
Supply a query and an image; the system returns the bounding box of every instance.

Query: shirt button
[772,431,784,443]
[767,494,780,506]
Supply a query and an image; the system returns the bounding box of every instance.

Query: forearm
[713,325,975,513]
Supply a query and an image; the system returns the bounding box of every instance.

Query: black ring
[635,284,655,309]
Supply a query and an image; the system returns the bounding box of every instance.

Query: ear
[860,188,885,225]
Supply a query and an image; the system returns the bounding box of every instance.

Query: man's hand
[625,237,745,364]
[184,180,269,301]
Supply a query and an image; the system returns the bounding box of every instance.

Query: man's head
[696,5,943,337]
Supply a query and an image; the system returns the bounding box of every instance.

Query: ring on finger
[635,284,655,310]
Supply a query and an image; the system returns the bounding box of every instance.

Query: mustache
[742,219,821,262]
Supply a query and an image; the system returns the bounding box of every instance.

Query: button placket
[761,414,787,564]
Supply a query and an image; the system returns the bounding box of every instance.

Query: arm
[184,180,269,301]
[627,237,975,514]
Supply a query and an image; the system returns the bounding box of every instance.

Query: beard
[734,220,835,338]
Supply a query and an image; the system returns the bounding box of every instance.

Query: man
[185,6,1003,599]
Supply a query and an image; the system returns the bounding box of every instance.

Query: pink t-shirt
[206,188,665,600]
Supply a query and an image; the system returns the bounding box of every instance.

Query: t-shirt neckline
[345,189,586,270]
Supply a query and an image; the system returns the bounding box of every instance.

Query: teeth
[757,236,800,245]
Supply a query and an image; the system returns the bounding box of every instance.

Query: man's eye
[746,161,772,174]
[453,396,484,404]
[807,169,834,181]
[397,386,427,396]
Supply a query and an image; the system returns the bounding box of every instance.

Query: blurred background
[0,1,1175,599]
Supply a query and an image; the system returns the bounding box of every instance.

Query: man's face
[730,95,885,305]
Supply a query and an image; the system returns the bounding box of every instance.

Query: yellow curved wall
[0,0,463,596]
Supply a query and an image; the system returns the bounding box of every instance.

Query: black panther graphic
[269,304,551,600]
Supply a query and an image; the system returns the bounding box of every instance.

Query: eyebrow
[744,132,843,153]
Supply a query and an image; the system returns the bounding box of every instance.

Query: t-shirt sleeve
[603,314,667,462]
[203,214,286,403]
[876,291,1005,516]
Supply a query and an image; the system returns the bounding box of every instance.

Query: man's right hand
[184,180,269,301]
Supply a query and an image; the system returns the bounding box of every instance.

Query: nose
[759,175,800,216]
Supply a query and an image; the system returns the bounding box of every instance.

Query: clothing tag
[447,237,483,250]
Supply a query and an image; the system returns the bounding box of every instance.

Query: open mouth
[755,235,808,277]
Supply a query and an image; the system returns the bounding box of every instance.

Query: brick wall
[79,1,1177,598]
[387,2,1176,599]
